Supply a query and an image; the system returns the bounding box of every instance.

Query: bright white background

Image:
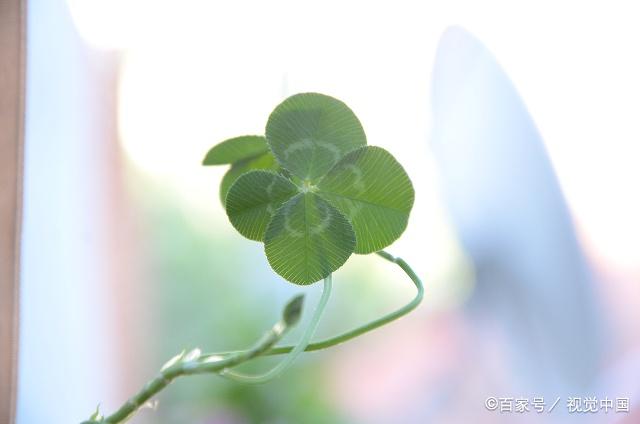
[69,0,640,273]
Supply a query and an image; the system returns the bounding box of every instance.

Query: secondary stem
[221,274,332,383]
[267,251,423,354]
[86,296,303,424]
[85,250,423,423]
[201,250,423,358]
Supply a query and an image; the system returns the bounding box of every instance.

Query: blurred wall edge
[0,0,25,422]
[16,0,137,421]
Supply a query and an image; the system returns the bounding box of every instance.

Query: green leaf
[219,152,279,205]
[264,192,355,285]
[317,146,414,254]
[226,171,299,241]
[265,93,367,181]
[203,135,269,165]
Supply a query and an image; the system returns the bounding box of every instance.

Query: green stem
[201,250,423,359]
[265,251,423,354]
[85,250,423,423]
[85,295,304,424]
[221,274,332,383]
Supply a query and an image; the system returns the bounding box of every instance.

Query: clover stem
[266,251,423,354]
[200,250,423,359]
[87,251,422,422]
[220,274,332,383]
[84,295,304,424]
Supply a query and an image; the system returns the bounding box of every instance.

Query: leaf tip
[283,294,304,326]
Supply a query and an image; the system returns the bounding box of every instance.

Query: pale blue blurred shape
[431,27,604,398]
[17,0,115,422]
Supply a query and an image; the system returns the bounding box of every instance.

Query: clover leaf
[225,171,298,241]
[266,93,367,180]
[203,135,280,204]
[204,93,414,285]
[264,192,356,284]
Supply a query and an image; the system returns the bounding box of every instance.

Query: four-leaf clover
[204,93,414,285]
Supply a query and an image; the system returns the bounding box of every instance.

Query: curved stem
[201,250,423,359]
[84,295,304,424]
[220,274,332,383]
[268,251,423,354]
[86,251,423,423]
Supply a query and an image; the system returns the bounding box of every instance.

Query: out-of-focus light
[66,0,153,49]
[117,47,284,211]
[114,1,468,307]
[81,0,639,299]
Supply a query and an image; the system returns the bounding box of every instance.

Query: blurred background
[16,1,640,423]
